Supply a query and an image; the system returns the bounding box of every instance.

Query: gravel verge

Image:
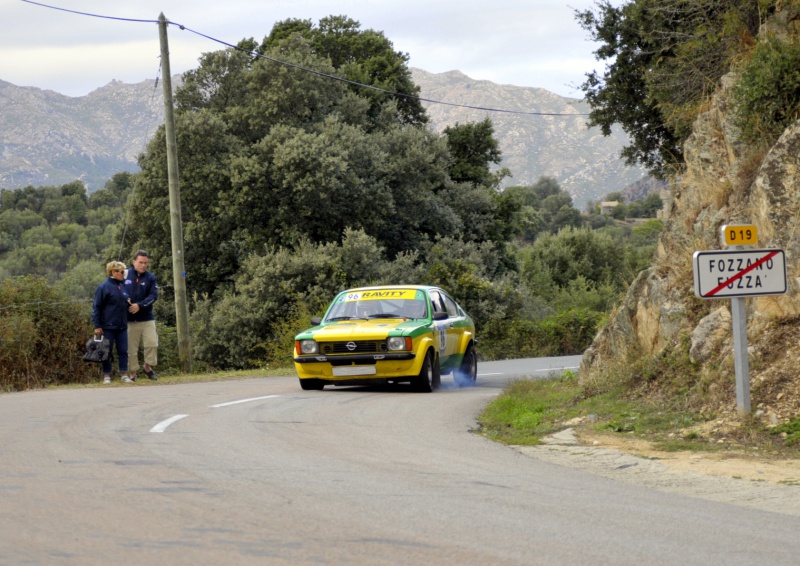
[515,428,800,516]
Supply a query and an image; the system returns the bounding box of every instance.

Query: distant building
[600,201,621,215]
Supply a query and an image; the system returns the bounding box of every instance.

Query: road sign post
[731,296,750,414]
[692,225,787,415]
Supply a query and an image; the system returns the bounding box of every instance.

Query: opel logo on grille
[346,341,357,351]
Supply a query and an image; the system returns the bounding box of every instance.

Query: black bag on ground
[83,335,111,363]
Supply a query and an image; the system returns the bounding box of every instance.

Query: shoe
[145,369,158,381]
[121,375,134,383]
[103,375,111,384]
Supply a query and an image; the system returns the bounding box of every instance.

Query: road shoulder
[514,427,800,516]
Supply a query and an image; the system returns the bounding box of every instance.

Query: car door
[428,290,451,362]
[440,292,464,365]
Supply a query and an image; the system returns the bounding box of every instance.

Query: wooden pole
[158,13,192,373]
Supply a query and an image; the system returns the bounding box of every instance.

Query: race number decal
[344,289,416,301]
[435,324,446,355]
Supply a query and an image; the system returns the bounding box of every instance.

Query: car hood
[305,319,426,340]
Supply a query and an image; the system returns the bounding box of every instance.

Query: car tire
[454,344,477,387]
[299,378,324,391]
[414,350,438,393]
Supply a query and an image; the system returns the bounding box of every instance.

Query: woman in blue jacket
[92,261,132,384]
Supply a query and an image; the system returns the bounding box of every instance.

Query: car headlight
[298,340,319,354]
[387,336,410,351]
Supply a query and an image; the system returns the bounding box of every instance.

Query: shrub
[734,36,800,144]
[479,308,603,360]
[0,276,96,390]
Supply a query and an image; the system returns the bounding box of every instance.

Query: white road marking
[210,395,279,408]
[150,414,189,433]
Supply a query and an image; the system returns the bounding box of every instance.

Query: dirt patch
[579,430,800,485]
[514,428,800,516]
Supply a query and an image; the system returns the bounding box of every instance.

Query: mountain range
[0,71,648,208]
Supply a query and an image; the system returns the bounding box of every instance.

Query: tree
[444,118,507,188]
[575,0,768,178]
[261,16,427,127]
[126,18,518,298]
[520,226,624,290]
[504,177,581,240]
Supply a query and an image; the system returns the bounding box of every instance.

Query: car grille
[320,341,387,355]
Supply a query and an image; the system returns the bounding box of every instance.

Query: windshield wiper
[326,316,354,321]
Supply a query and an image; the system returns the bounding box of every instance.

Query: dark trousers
[101,328,129,375]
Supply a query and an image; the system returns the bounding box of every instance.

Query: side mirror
[433,312,448,320]
[311,317,322,326]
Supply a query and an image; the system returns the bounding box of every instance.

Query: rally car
[293,285,477,392]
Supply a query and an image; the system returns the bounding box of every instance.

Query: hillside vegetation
[1,10,667,391]
[479,0,800,454]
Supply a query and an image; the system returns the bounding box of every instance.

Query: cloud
[4,0,605,97]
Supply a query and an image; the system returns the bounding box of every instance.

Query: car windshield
[325,290,429,321]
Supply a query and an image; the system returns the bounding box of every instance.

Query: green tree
[575,0,768,177]
[261,16,427,127]
[60,259,105,299]
[641,192,663,217]
[127,19,517,297]
[444,118,507,188]
[733,36,800,144]
[520,226,624,291]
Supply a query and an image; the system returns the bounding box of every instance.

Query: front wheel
[414,350,439,392]
[454,345,477,387]
[299,378,324,391]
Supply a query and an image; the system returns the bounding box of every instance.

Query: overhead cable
[19,0,588,117]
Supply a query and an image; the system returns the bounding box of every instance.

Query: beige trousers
[128,320,158,373]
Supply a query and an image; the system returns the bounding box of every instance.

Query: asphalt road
[2,356,800,565]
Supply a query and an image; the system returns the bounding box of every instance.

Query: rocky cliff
[1,70,647,205]
[0,78,163,191]
[580,9,800,430]
[412,69,648,208]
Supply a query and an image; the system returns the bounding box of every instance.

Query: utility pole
[158,13,192,372]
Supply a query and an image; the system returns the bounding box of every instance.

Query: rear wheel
[299,378,324,391]
[414,350,439,392]
[454,345,477,387]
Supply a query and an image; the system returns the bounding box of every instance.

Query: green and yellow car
[293,285,477,392]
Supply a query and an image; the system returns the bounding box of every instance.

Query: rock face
[0,78,164,191]
[412,69,648,208]
[580,9,800,424]
[1,70,648,205]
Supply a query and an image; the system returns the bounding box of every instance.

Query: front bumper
[294,352,415,364]
[294,352,421,381]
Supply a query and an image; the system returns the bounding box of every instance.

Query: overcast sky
[3,0,610,98]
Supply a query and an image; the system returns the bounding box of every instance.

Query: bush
[0,276,96,390]
[479,308,603,360]
[734,36,800,144]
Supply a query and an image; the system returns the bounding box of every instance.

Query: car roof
[339,285,439,293]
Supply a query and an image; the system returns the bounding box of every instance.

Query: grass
[477,370,800,458]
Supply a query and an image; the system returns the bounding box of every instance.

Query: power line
[176,24,588,118]
[18,0,588,117]
[19,0,157,23]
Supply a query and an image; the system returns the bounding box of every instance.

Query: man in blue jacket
[125,250,159,381]
[92,261,132,384]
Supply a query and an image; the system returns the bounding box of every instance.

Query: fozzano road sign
[693,249,787,298]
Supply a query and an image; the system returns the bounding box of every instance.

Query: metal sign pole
[730,295,750,415]
[728,242,750,415]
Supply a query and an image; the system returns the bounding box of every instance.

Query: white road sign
[693,249,787,298]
